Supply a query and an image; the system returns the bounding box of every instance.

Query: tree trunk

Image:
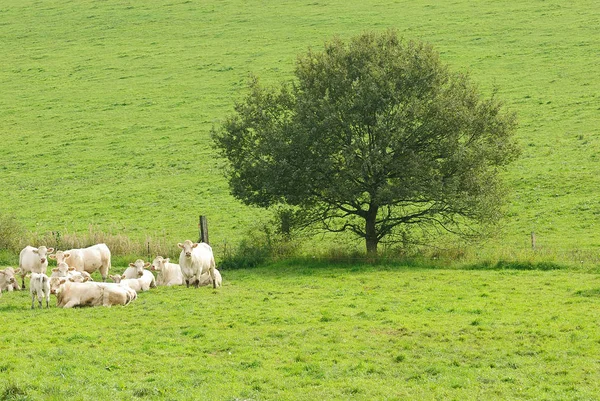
[365,203,379,256]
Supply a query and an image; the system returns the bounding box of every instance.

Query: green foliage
[213,31,520,254]
[466,260,565,271]
[0,214,25,253]
[220,221,300,269]
[1,266,600,399]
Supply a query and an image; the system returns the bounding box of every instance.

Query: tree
[212,31,519,255]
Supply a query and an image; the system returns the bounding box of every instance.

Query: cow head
[52,262,71,277]
[151,256,165,271]
[129,259,150,277]
[34,246,55,264]
[49,250,70,264]
[178,240,198,258]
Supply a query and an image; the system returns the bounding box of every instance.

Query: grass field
[2,3,599,399]
[1,264,599,400]
[1,0,599,260]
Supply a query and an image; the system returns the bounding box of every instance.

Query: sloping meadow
[1,265,599,400]
[0,0,599,259]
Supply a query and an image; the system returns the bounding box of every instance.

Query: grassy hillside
[1,0,599,259]
[1,265,600,400]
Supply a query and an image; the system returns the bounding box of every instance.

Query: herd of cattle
[0,240,222,309]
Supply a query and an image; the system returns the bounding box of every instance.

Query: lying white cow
[122,259,151,279]
[29,272,51,309]
[19,245,54,289]
[122,259,156,290]
[151,256,183,286]
[0,267,21,292]
[53,244,111,281]
[198,268,222,288]
[109,272,154,292]
[53,278,135,308]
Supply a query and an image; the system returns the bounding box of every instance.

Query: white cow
[19,245,54,289]
[198,268,222,288]
[122,259,151,279]
[178,240,216,288]
[53,278,135,308]
[150,256,183,286]
[50,262,74,278]
[0,267,21,292]
[54,244,111,281]
[29,272,51,309]
[109,272,154,292]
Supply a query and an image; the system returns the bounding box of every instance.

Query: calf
[19,245,54,289]
[29,272,51,309]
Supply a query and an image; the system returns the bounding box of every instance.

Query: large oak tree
[212,31,519,255]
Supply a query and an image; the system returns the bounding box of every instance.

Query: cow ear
[14,268,21,274]
[129,263,135,267]
[33,248,39,254]
[192,243,199,248]
[144,262,151,268]
[0,271,5,276]
[64,253,70,258]
[47,248,55,253]
[165,258,170,263]
[83,277,90,282]
[49,255,56,260]
[59,278,67,284]
[68,267,75,271]
[177,243,184,249]
[52,268,58,272]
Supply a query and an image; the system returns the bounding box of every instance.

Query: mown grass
[1,0,599,261]
[1,264,599,400]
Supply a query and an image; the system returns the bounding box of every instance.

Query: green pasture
[1,264,599,400]
[1,0,599,259]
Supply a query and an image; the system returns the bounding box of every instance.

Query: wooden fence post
[199,215,209,245]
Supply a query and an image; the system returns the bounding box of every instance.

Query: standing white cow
[19,245,54,289]
[29,272,51,309]
[150,256,183,286]
[55,244,111,281]
[178,240,216,288]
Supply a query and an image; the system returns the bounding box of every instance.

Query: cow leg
[21,275,26,290]
[31,295,35,309]
[100,265,109,283]
[185,279,190,288]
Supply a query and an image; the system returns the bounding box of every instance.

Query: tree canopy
[212,31,519,255]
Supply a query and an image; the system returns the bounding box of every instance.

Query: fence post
[199,215,209,245]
